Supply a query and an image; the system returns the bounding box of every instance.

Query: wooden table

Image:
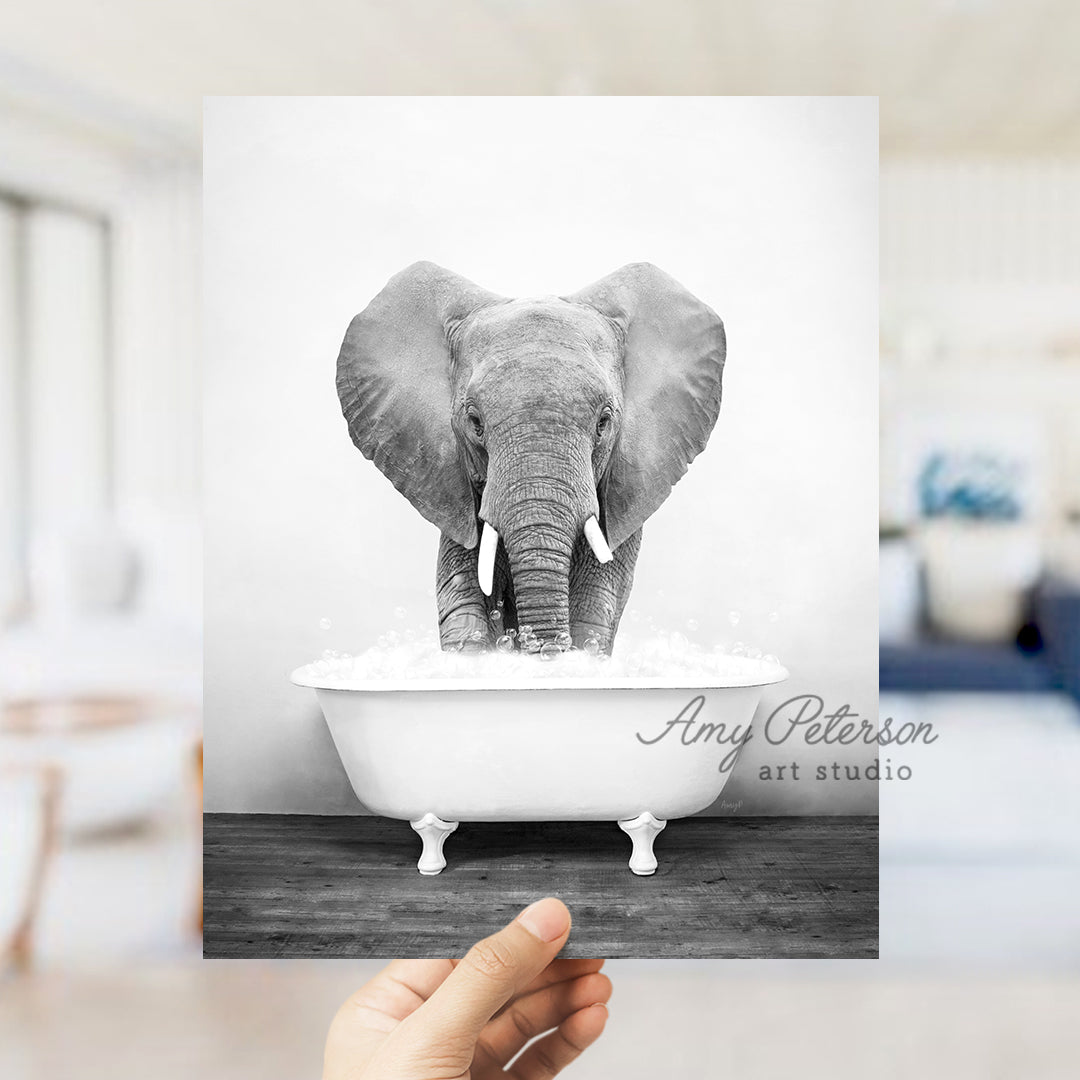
[204,814,877,959]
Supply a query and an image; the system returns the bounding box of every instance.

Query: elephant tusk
[584,516,614,564]
[477,521,499,596]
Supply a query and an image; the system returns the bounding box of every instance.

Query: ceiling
[0,0,1078,156]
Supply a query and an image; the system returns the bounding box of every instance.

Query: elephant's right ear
[336,262,502,549]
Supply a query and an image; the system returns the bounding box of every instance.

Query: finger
[490,958,605,1018]
[344,960,455,1031]
[478,971,612,1065]
[448,956,604,980]
[376,959,458,1005]
[402,897,571,1053]
[508,1003,609,1080]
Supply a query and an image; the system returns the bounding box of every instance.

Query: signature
[636,693,936,773]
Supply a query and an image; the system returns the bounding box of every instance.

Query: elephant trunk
[506,530,574,642]
[480,429,597,644]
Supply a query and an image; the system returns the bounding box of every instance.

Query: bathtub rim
[290,662,790,694]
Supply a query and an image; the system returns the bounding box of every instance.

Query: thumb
[402,897,571,1054]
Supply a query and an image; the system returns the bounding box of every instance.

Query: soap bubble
[506,628,518,640]
[490,609,502,623]
[319,617,332,631]
[728,611,741,627]
[394,606,407,621]
[555,631,572,650]
[469,628,485,642]
[306,619,788,683]
[519,624,533,638]
[764,653,779,664]
[686,618,699,632]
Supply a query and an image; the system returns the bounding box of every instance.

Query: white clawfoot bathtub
[292,667,787,875]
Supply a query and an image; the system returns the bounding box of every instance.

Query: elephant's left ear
[567,263,725,551]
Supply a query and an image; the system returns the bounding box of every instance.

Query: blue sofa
[880,577,1080,699]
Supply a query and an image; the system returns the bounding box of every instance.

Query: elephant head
[337,261,725,646]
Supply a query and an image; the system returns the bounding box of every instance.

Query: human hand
[324,897,610,1079]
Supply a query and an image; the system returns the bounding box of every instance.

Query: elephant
[336,261,725,655]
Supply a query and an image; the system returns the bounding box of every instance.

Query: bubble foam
[297,633,786,687]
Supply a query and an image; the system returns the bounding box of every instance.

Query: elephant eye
[596,409,613,438]
[466,408,485,441]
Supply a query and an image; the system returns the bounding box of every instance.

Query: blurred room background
[878,157,1080,966]
[2,1,1080,1078]
[0,26,202,975]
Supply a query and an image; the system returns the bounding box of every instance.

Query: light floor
[4,961,1080,1080]
[880,691,1080,966]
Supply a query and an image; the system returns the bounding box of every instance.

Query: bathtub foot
[618,812,667,876]
[410,813,458,875]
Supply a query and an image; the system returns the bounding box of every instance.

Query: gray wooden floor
[203,814,877,959]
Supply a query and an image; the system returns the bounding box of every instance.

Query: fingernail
[517,897,570,942]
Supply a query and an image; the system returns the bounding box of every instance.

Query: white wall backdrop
[204,96,879,815]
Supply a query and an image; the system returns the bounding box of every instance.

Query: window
[0,192,111,623]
